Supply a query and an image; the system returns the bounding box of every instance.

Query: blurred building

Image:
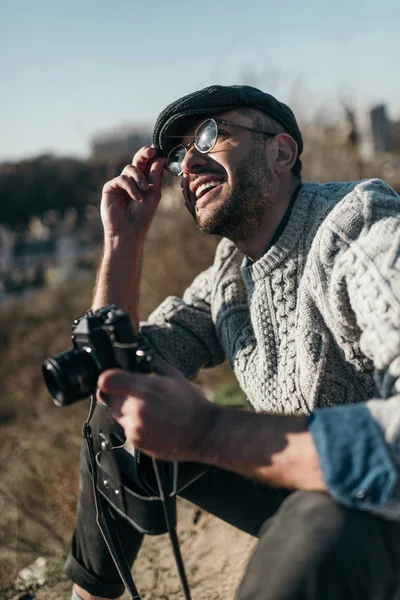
[359,103,393,158]
[90,126,152,162]
[391,119,400,154]
[370,104,391,153]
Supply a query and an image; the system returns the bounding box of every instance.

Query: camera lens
[42,348,101,407]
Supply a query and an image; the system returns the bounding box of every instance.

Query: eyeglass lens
[195,119,218,153]
[166,119,219,176]
[167,145,186,176]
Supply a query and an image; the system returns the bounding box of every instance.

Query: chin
[195,209,229,237]
[195,216,214,235]
[195,204,220,228]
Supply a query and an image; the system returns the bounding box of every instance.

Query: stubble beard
[194,143,274,244]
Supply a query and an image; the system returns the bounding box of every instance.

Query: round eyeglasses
[165,118,277,176]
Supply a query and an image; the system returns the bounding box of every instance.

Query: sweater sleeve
[310,179,400,519]
[140,263,225,379]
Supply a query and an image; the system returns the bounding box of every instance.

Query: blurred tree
[0,155,121,227]
[0,126,156,228]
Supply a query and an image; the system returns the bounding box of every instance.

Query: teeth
[195,180,221,199]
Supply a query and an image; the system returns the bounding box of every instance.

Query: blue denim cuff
[308,404,398,508]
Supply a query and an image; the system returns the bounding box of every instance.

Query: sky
[2,0,400,162]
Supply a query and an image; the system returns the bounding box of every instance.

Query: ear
[271,134,298,175]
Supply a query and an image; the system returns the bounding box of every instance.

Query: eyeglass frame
[165,118,278,176]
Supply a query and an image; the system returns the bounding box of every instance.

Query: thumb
[98,368,148,394]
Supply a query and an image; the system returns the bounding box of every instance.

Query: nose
[180,145,208,175]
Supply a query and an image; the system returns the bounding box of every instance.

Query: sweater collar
[262,182,302,255]
[241,182,314,282]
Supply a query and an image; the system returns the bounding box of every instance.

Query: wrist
[104,230,146,247]
[103,232,145,255]
[93,234,143,325]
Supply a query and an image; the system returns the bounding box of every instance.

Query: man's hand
[93,148,166,325]
[97,358,220,462]
[101,146,166,242]
[97,359,327,493]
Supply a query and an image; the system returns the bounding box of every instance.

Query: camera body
[43,305,153,407]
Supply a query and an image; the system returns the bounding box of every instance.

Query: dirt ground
[25,498,257,600]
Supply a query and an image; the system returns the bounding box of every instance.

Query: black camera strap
[151,457,192,600]
[83,397,191,600]
[83,399,141,600]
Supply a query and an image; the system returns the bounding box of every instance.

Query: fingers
[132,146,166,195]
[102,149,165,203]
[122,164,149,193]
[102,175,142,203]
[148,157,166,198]
[97,370,158,438]
[132,145,158,171]
[102,163,150,200]
[96,388,110,405]
[97,389,126,419]
[98,368,154,396]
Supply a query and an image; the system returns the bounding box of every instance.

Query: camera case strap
[96,433,177,536]
[83,397,207,600]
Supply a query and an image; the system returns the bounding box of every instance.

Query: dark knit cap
[152,84,303,158]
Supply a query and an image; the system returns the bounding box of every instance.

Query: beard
[193,143,274,243]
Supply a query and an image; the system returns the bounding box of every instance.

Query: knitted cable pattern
[142,179,399,418]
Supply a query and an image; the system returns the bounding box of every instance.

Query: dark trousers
[64,404,400,599]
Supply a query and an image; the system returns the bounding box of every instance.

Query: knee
[277,490,346,524]
[265,490,365,557]
[238,492,375,600]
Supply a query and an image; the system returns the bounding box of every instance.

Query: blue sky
[2,0,400,161]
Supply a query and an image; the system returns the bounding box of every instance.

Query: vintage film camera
[42,305,179,532]
[42,305,153,407]
[42,305,174,524]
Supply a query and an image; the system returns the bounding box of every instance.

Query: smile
[195,182,224,212]
[195,180,224,200]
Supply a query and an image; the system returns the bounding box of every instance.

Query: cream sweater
[141,178,400,517]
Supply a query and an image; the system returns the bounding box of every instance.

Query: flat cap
[152,84,303,157]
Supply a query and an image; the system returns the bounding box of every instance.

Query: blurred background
[1,0,400,597]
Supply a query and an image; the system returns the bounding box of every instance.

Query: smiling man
[178,115,284,246]
[66,85,400,600]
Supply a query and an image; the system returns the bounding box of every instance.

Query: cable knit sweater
[141,178,400,514]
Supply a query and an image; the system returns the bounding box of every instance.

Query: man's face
[179,110,275,243]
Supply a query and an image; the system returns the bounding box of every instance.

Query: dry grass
[301,121,400,190]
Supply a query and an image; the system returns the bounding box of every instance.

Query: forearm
[200,406,327,492]
[93,235,144,331]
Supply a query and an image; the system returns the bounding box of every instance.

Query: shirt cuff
[308,404,398,509]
